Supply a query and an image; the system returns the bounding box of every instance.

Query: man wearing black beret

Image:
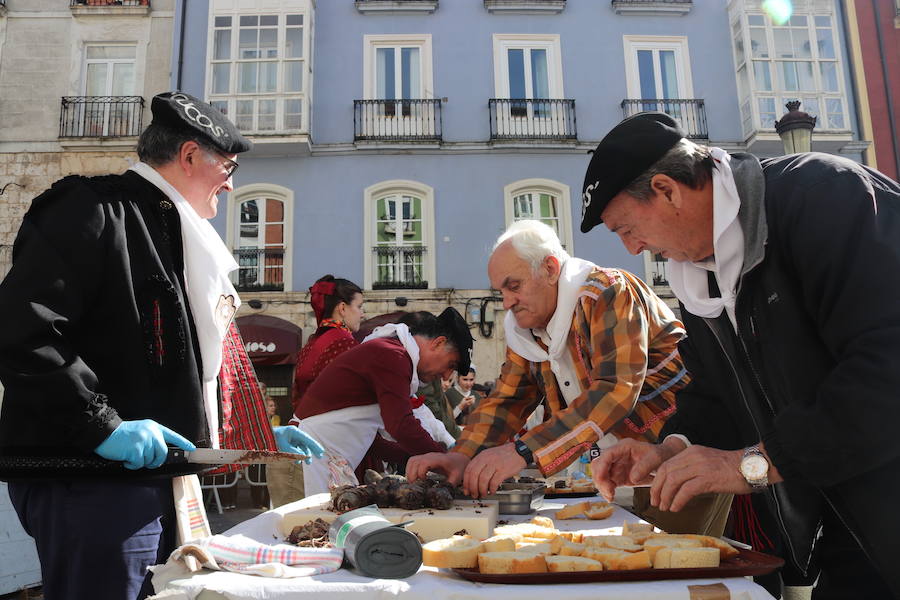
[586,112,900,598]
[0,92,324,599]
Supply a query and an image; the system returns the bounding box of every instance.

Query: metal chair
[200,470,241,515]
[243,464,272,510]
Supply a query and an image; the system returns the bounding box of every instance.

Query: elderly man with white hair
[408,220,727,532]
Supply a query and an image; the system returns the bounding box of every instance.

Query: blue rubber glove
[273,426,325,464]
[94,419,196,470]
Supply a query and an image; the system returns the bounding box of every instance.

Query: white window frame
[729,4,849,133]
[503,179,574,252]
[622,35,694,100]
[226,183,294,292]
[206,1,311,134]
[77,43,139,138]
[492,34,564,99]
[363,34,434,100]
[363,180,436,291]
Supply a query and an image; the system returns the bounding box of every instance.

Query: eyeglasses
[207,150,239,177]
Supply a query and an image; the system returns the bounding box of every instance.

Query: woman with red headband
[266,275,364,507]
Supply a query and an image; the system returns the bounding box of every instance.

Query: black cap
[580,112,685,233]
[150,91,252,154]
[436,307,473,376]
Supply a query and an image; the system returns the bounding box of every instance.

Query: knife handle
[165,448,190,464]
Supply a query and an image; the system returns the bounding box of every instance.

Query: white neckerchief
[130,162,240,446]
[453,383,474,399]
[504,257,596,404]
[667,147,745,330]
[362,323,421,395]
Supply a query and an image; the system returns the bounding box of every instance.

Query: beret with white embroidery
[150,91,252,154]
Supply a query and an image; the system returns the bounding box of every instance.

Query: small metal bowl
[484,482,545,515]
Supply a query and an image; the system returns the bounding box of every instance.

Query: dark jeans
[8,478,176,600]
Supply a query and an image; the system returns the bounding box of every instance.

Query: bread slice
[546,555,604,572]
[494,523,558,540]
[681,534,741,560]
[481,535,517,553]
[422,535,484,568]
[515,541,552,555]
[643,535,704,561]
[571,481,596,494]
[478,551,548,574]
[557,539,587,557]
[581,534,643,552]
[622,521,656,544]
[654,547,720,569]
[607,549,652,570]
[530,515,555,529]
[584,502,615,520]
[555,501,591,520]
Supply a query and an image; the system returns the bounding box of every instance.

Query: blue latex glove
[571,470,588,481]
[273,426,325,464]
[94,419,196,470]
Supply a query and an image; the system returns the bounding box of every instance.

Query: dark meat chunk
[394,482,427,510]
[425,485,454,510]
[286,518,333,547]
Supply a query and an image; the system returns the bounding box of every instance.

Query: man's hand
[406,452,470,485]
[591,438,684,501]
[94,419,196,470]
[651,445,766,512]
[273,426,325,464]
[462,443,525,498]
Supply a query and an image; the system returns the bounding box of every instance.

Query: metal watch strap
[514,439,534,464]
[741,444,769,491]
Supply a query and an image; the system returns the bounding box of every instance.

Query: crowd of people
[0,92,897,600]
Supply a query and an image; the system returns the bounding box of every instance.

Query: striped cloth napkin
[170,534,344,578]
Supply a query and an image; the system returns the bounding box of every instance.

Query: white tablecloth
[149,494,776,600]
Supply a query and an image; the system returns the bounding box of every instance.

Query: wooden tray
[452,549,784,584]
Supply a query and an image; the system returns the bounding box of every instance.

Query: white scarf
[362,323,421,395]
[667,147,745,329]
[129,162,240,445]
[504,257,596,404]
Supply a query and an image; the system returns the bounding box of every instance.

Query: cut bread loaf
[584,502,615,520]
[681,534,740,559]
[643,535,704,561]
[481,535,517,553]
[530,515,554,529]
[653,546,720,569]
[515,541,552,555]
[546,555,603,572]
[478,551,548,574]
[622,521,656,544]
[554,501,591,520]
[607,549,652,570]
[421,535,483,568]
[580,547,628,569]
[582,534,642,552]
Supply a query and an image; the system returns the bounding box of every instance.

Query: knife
[0,447,308,472]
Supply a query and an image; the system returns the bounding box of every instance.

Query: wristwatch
[514,439,534,465]
[739,444,770,491]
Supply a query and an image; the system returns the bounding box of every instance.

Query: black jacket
[662,152,900,595]
[0,171,211,479]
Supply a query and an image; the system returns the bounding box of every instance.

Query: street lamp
[774,100,817,154]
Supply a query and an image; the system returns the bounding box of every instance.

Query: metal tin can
[328,504,422,579]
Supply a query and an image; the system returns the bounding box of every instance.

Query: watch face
[741,454,768,480]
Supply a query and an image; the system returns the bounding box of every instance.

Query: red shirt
[297,337,444,456]
[290,325,358,416]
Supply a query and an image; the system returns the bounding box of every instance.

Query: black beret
[150,91,252,154]
[580,112,685,233]
[436,307,473,376]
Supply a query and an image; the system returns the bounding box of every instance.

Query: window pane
[285,99,302,129]
[261,62,278,92]
[236,100,253,130]
[402,47,420,99]
[239,199,259,246]
[285,61,302,92]
[111,63,134,95]
[513,194,533,218]
[748,14,765,26]
[212,63,230,94]
[531,49,549,99]
[86,63,107,96]
[539,193,558,218]
[260,15,277,26]
[820,62,838,92]
[258,99,276,130]
[239,62,258,93]
[239,27,259,59]
[659,50,678,99]
[792,27,811,59]
[266,198,284,221]
[637,49,656,98]
[826,98,844,128]
[797,61,814,90]
[377,47,395,99]
[753,61,772,90]
[817,27,835,59]
[737,65,750,99]
[790,15,807,27]
[801,97,819,118]
[779,61,799,90]
[750,27,769,58]
[214,16,231,27]
[260,28,278,59]
[774,29,793,58]
[286,14,303,26]
[211,100,228,116]
[508,49,525,98]
[265,223,283,245]
[733,21,745,64]
[87,46,135,59]
[214,30,231,60]
[286,26,303,59]
[814,16,831,27]
[758,97,776,128]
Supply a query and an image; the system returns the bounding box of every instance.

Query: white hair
[492,220,570,272]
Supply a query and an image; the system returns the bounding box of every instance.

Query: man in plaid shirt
[408,220,689,500]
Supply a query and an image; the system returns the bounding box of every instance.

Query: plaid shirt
[453,267,689,476]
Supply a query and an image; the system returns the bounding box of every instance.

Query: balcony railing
[354,99,443,142]
[489,99,577,140]
[621,99,708,140]
[231,248,285,292]
[373,245,428,290]
[59,96,144,138]
[70,0,150,6]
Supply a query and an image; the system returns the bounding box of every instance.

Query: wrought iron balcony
[620,99,708,140]
[70,0,150,6]
[59,96,144,138]
[489,99,577,141]
[372,245,428,290]
[356,0,438,12]
[231,248,285,292]
[354,99,442,142]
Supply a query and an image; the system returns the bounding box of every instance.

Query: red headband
[309,281,336,323]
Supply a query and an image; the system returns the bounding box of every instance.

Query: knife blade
[167,448,308,465]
